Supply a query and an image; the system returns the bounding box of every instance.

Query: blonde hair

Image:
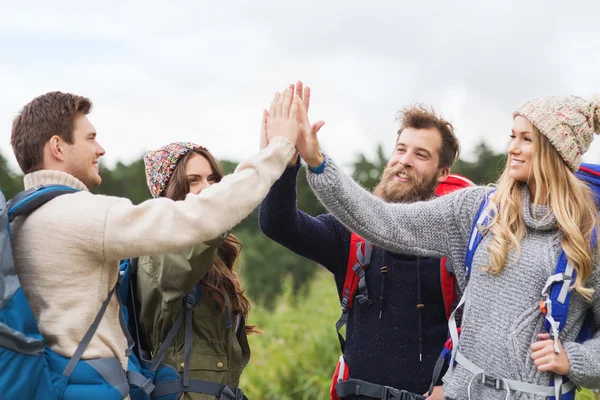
[485,126,599,300]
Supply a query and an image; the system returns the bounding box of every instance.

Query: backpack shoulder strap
[335,232,372,352]
[342,232,372,310]
[7,185,79,222]
[465,189,495,277]
[440,258,459,321]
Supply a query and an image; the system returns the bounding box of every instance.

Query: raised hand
[295,81,325,167]
[266,86,301,147]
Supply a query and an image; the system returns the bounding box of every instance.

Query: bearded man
[259,103,461,400]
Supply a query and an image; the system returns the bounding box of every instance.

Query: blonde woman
[297,95,600,399]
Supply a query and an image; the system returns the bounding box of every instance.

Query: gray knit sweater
[307,157,600,400]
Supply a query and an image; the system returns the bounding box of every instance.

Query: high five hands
[260,81,325,167]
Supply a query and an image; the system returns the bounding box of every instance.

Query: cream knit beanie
[513,95,600,171]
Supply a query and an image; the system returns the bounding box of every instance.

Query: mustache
[383,164,420,182]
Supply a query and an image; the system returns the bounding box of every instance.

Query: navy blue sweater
[258,164,449,397]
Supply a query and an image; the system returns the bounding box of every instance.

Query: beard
[372,164,439,204]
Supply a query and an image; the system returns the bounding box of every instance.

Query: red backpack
[330,174,475,400]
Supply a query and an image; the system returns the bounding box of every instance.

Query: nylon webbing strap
[127,370,155,394]
[335,311,349,352]
[353,241,372,306]
[336,379,425,400]
[114,274,135,357]
[127,258,150,361]
[63,284,117,377]
[455,352,575,398]
[7,185,79,222]
[150,307,185,372]
[183,305,193,387]
[152,379,247,400]
[427,354,446,396]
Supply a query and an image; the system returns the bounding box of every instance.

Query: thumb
[311,120,325,135]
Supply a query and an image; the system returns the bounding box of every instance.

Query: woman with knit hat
[136,142,255,400]
[299,95,600,399]
[132,88,301,400]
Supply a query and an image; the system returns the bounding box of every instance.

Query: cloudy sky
[2,0,600,174]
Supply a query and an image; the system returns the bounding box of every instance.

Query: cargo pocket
[176,352,230,386]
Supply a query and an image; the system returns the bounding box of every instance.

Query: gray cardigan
[307,157,600,400]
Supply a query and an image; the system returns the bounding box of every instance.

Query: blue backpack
[0,184,246,400]
[0,184,138,400]
[433,164,599,400]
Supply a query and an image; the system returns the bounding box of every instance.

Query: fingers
[531,343,554,360]
[289,94,300,120]
[537,333,550,340]
[270,92,280,119]
[530,339,553,352]
[295,81,303,102]
[533,353,556,368]
[282,87,294,117]
[303,85,311,112]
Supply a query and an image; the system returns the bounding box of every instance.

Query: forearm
[306,156,451,258]
[259,162,347,269]
[104,137,296,261]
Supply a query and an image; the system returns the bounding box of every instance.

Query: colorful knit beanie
[143,142,207,198]
[513,95,600,171]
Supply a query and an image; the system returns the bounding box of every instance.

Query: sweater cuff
[307,155,327,174]
[268,136,297,165]
[306,153,342,189]
[563,341,593,386]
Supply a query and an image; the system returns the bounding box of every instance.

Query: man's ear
[46,135,66,162]
[437,167,450,182]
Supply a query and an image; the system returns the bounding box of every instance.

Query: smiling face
[373,127,449,203]
[508,116,535,183]
[61,114,105,188]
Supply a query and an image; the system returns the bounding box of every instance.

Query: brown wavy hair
[164,148,260,334]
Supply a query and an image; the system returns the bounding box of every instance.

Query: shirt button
[217,362,224,368]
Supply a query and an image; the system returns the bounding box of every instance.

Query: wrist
[288,152,300,167]
[307,154,326,174]
[305,152,325,169]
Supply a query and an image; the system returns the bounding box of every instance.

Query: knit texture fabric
[10,137,295,371]
[513,95,600,171]
[144,142,207,198]
[307,157,600,399]
[258,164,449,396]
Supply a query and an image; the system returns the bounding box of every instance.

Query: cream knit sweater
[10,137,295,371]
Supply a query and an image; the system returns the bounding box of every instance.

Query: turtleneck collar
[23,170,89,192]
[519,183,557,231]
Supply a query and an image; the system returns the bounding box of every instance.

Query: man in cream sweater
[9,89,300,377]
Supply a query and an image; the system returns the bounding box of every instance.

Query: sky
[1,0,600,174]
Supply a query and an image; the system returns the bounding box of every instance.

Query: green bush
[240,269,598,399]
[240,269,340,399]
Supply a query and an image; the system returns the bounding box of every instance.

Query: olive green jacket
[137,238,250,400]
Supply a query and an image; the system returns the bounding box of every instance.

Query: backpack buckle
[480,374,503,390]
[355,294,372,307]
[185,293,196,309]
[382,386,421,400]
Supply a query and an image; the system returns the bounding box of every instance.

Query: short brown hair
[396,104,460,169]
[11,91,92,174]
